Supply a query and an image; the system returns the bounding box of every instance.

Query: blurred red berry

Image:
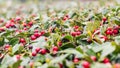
[102,17,107,22]
[114,64,120,68]
[34,29,39,33]
[32,51,37,56]
[76,31,81,35]
[35,47,41,53]
[73,26,79,29]
[19,38,26,43]
[4,44,10,49]
[52,46,58,51]
[58,63,63,68]
[103,58,110,64]
[16,55,21,60]
[106,30,112,35]
[73,58,79,63]
[57,41,62,46]
[41,30,45,35]
[16,17,21,21]
[113,29,118,34]
[34,33,41,38]
[40,49,47,55]
[82,61,90,68]
[63,17,67,21]
[71,32,77,37]
[90,56,97,61]
[31,35,37,40]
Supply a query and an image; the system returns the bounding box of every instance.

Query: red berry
[71,32,77,37]
[18,66,24,68]
[35,47,41,53]
[40,49,47,55]
[19,38,26,43]
[10,22,15,27]
[102,17,107,22]
[16,55,21,60]
[32,51,37,56]
[10,19,15,22]
[23,27,27,31]
[34,33,41,38]
[113,29,118,34]
[102,36,108,41]
[82,61,90,68]
[41,30,45,35]
[23,23,27,27]
[28,21,33,26]
[5,23,10,28]
[73,58,79,63]
[4,44,10,49]
[63,17,67,21]
[90,56,97,61]
[107,27,112,31]
[57,41,62,46]
[103,58,110,64]
[106,30,112,35]
[52,46,58,51]
[16,17,21,21]
[29,62,34,67]
[74,26,79,29]
[31,35,37,40]
[76,31,81,35]
[58,63,63,68]
[34,29,39,33]
[0,27,5,32]
[114,64,120,68]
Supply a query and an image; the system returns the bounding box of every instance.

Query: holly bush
[0,0,120,68]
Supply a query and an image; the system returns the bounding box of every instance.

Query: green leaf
[111,17,120,25]
[0,37,4,46]
[21,57,30,66]
[50,54,69,64]
[59,48,83,58]
[12,44,20,54]
[86,49,96,56]
[35,54,45,63]
[76,46,84,54]
[114,36,120,45]
[62,35,73,41]
[61,42,75,50]
[92,45,103,53]
[12,60,22,68]
[9,38,19,46]
[38,63,48,68]
[76,34,86,40]
[1,55,15,68]
[86,22,100,32]
[31,36,47,51]
[100,42,115,59]
[91,62,111,68]
[29,24,39,32]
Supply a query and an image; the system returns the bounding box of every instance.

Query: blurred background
[0,0,119,18]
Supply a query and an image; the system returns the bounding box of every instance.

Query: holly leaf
[12,44,20,54]
[61,42,75,50]
[50,54,69,64]
[0,37,4,46]
[100,42,115,59]
[59,48,83,58]
[9,38,19,46]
